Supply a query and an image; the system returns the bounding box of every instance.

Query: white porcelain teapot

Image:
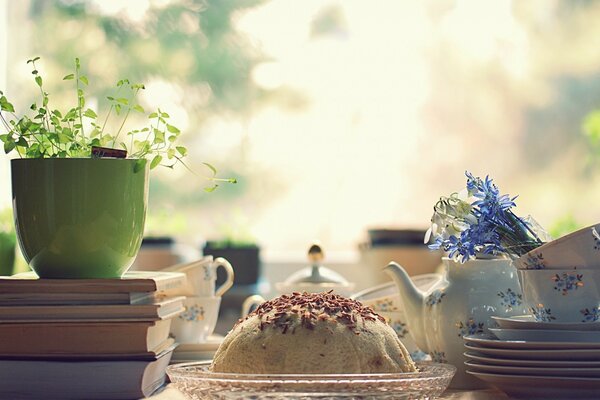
[384,257,527,389]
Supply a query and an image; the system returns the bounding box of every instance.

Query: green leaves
[134,158,146,173]
[0,56,236,192]
[166,124,180,133]
[0,96,15,113]
[83,108,97,119]
[3,139,15,154]
[150,155,162,169]
[203,162,217,175]
[176,146,187,156]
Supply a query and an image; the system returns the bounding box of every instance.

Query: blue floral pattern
[456,318,485,337]
[497,288,523,312]
[178,304,205,322]
[522,253,546,270]
[426,290,446,308]
[552,273,584,296]
[373,299,398,312]
[390,321,409,338]
[202,266,212,281]
[410,350,429,361]
[593,227,600,250]
[430,350,447,363]
[581,307,600,323]
[531,305,556,322]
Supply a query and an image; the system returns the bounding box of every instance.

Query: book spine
[0,322,157,354]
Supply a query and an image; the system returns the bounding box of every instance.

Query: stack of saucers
[463,315,600,399]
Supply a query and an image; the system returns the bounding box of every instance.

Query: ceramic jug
[384,257,526,389]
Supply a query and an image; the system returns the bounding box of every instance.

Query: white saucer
[172,334,223,362]
[464,351,600,368]
[465,343,600,361]
[490,327,600,343]
[492,315,600,331]
[464,333,600,350]
[466,360,600,378]
[466,371,600,399]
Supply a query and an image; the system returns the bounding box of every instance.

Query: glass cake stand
[167,361,456,399]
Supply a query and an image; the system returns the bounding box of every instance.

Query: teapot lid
[282,243,350,285]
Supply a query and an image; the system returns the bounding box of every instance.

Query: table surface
[149,386,513,399]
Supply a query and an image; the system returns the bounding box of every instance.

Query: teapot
[384,257,526,389]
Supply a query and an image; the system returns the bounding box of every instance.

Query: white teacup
[378,310,429,361]
[165,256,234,297]
[170,296,221,343]
[351,273,441,311]
[514,223,600,270]
[519,268,600,323]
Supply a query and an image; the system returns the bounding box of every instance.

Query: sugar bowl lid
[275,243,355,295]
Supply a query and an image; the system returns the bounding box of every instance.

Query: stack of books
[0,271,186,400]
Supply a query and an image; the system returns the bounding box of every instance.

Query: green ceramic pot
[0,232,15,276]
[11,158,149,278]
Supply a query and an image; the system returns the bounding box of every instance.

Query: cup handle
[214,257,235,297]
[241,295,266,317]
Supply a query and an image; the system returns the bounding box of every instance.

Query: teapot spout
[383,262,429,353]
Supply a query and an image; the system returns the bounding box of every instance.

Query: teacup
[352,273,440,311]
[170,296,221,343]
[514,223,600,270]
[378,310,429,361]
[518,268,600,323]
[164,256,234,297]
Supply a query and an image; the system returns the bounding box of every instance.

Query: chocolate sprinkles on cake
[237,291,386,334]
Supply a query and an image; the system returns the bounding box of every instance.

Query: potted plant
[0,57,234,278]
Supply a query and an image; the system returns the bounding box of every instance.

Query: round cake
[211,291,417,374]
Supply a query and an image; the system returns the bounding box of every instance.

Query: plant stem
[100,105,113,139]
[112,87,140,148]
[113,107,132,147]
[74,60,85,140]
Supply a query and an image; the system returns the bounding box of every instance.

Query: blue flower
[426,171,543,262]
[466,172,516,217]
[445,234,475,263]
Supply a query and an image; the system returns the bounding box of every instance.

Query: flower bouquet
[425,172,548,262]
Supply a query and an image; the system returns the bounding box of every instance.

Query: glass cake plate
[166,361,455,399]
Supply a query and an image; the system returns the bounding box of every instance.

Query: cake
[211,291,417,374]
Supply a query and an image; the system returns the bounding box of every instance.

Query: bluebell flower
[428,236,444,251]
[426,171,543,262]
[445,234,476,263]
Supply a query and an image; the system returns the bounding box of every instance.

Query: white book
[0,296,185,322]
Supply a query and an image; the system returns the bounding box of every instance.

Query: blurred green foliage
[583,109,600,153]
[19,0,279,236]
[29,0,269,115]
[548,213,582,239]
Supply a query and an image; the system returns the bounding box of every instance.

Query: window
[2,0,599,256]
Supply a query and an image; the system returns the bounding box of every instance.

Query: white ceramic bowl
[377,310,429,361]
[518,268,600,323]
[352,273,440,312]
[514,223,600,270]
